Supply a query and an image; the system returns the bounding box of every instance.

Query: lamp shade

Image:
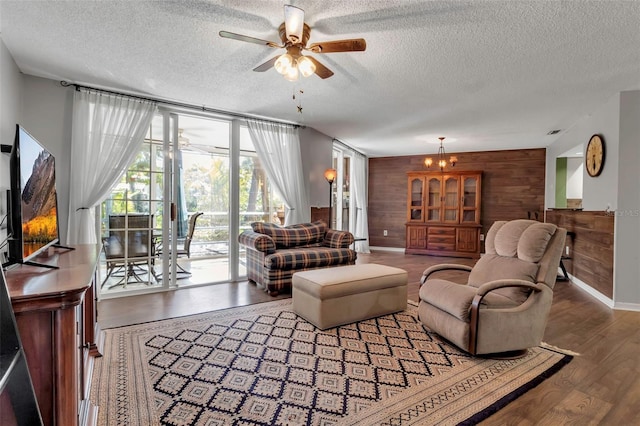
[297,56,316,77]
[274,53,293,75]
[284,5,304,43]
[284,63,299,81]
[324,168,337,183]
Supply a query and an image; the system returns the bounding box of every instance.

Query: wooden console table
[1,245,101,426]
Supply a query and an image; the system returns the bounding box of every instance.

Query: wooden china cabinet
[405,171,482,258]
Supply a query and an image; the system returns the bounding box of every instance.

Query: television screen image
[18,128,59,258]
[8,125,60,264]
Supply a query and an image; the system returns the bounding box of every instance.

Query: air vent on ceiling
[547,129,562,135]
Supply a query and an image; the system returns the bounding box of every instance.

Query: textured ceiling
[1,1,639,157]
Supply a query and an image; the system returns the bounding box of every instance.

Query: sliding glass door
[99,114,167,295]
[331,147,353,231]
[99,111,282,298]
[169,114,232,285]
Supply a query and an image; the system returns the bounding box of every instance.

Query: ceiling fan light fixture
[284,63,299,81]
[178,128,189,146]
[297,56,316,77]
[274,53,293,75]
[284,5,304,43]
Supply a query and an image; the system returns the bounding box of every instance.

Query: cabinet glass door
[409,178,424,221]
[426,177,441,221]
[443,176,459,222]
[461,176,479,223]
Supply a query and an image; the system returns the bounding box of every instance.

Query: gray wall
[1,38,22,185]
[1,38,23,262]
[0,69,74,245]
[565,157,583,200]
[299,126,333,208]
[546,89,640,308]
[545,93,620,211]
[21,76,74,243]
[614,91,640,307]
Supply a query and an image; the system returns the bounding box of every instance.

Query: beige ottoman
[292,264,408,330]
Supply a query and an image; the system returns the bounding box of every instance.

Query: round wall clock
[585,134,605,177]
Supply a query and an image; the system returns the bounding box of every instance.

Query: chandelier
[424,137,457,171]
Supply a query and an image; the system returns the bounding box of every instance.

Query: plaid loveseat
[239,220,357,296]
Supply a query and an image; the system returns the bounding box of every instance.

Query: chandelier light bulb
[284,62,299,81]
[297,56,316,78]
[275,53,293,75]
[424,157,433,168]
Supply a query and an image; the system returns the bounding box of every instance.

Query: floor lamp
[324,168,337,228]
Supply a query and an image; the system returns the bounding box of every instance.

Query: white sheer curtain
[352,151,371,253]
[66,90,157,244]
[247,119,310,225]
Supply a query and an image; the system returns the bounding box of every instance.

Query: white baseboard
[563,270,614,309]
[370,246,405,253]
[563,271,640,311]
[613,302,640,312]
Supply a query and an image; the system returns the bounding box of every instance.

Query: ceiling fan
[219,4,366,80]
[178,129,209,154]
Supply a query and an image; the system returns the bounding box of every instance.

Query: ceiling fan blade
[307,57,334,79]
[307,38,367,53]
[219,31,281,48]
[253,55,279,72]
[181,144,209,155]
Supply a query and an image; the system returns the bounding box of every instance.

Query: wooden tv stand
[2,244,102,426]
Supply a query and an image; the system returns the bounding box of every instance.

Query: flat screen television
[5,124,61,268]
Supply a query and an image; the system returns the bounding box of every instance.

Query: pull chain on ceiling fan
[219,4,366,80]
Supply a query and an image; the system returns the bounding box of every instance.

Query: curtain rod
[59,81,300,128]
[332,138,366,157]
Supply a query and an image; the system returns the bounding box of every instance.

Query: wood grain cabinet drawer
[427,227,455,250]
[427,227,455,236]
[427,243,456,251]
[427,234,455,243]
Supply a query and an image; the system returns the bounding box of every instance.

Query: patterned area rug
[91,299,572,425]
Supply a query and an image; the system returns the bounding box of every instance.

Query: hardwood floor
[97,251,640,424]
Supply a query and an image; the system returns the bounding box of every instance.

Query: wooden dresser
[405,171,482,258]
[1,245,101,426]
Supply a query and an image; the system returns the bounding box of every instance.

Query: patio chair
[102,214,157,288]
[156,212,203,277]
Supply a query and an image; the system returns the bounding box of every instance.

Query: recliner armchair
[418,219,567,356]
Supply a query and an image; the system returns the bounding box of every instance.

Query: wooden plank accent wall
[545,210,614,299]
[368,148,546,249]
[310,207,330,225]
